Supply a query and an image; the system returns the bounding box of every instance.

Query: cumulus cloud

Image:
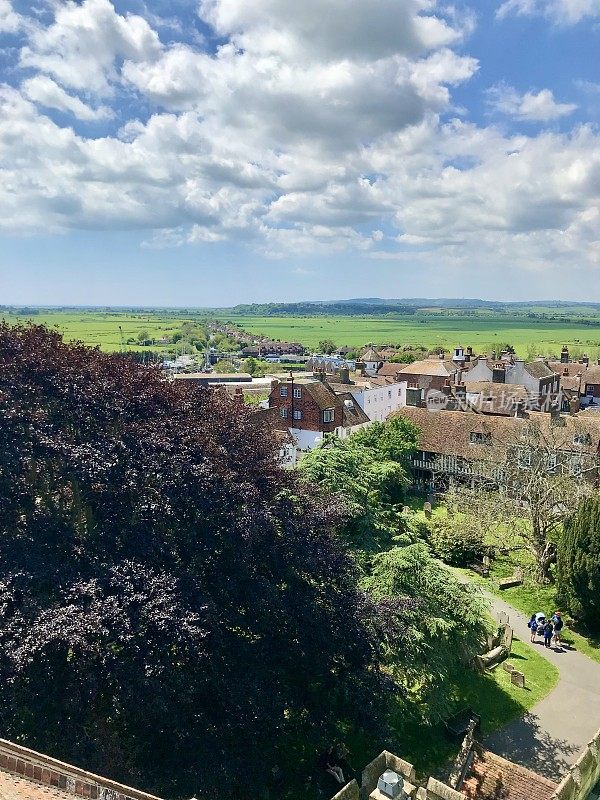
[0,0,20,33]
[22,76,114,121]
[20,0,161,95]
[0,0,599,277]
[496,0,600,23]
[487,84,577,121]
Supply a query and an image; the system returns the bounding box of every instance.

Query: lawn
[344,637,558,783]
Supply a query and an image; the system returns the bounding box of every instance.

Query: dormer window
[573,433,591,446]
[470,432,491,445]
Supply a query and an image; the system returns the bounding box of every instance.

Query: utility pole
[289,371,294,429]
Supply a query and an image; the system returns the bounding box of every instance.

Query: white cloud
[0,0,20,33]
[22,76,113,121]
[0,0,599,278]
[20,0,161,95]
[487,84,577,121]
[497,0,600,23]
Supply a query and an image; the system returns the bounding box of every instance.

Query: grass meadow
[4,309,600,358]
[225,313,600,357]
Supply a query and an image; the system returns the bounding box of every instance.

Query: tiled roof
[362,347,383,361]
[0,740,161,800]
[394,406,600,459]
[524,361,555,379]
[461,745,557,800]
[304,381,342,411]
[377,363,404,377]
[337,393,370,427]
[395,359,457,377]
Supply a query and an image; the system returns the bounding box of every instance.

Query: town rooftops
[0,739,161,800]
[337,392,370,427]
[523,360,556,380]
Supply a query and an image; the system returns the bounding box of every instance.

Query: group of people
[528,611,564,648]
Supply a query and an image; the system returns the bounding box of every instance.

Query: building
[171,372,253,385]
[241,341,305,357]
[385,357,462,393]
[548,349,600,406]
[0,738,162,800]
[327,373,407,422]
[394,405,600,491]
[267,375,370,450]
[360,347,385,376]
[464,357,559,410]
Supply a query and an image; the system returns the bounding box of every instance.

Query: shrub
[429,517,485,566]
[557,496,600,630]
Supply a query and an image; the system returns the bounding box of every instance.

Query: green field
[5,308,600,358]
[1,311,206,352]
[226,313,600,357]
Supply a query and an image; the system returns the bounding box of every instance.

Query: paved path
[480,590,600,782]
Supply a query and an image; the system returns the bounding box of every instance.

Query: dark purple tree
[0,324,389,799]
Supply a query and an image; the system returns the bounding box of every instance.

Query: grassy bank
[344,637,558,782]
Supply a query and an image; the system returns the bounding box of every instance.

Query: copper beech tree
[0,324,395,799]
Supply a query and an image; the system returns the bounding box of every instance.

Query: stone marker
[511,670,525,688]
[483,555,491,567]
[403,506,410,515]
[502,662,514,673]
[423,502,432,518]
[501,624,514,653]
[496,611,509,625]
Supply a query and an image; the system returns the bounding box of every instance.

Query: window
[293,410,302,420]
[573,433,592,446]
[570,457,582,477]
[547,453,557,472]
[469,432,490,445]
[280,408,288,419]
[519,450,532,468]
[293,387,302,399]
[279,386,288,397]
[323,408,334,423]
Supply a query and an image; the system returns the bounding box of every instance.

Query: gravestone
[403,506,410,515]
[423,502,432,519]
[496,611,509,626]
[483,555,491,568]
[511,670,525,689]
[501,624,513,653]
[502,662,514,673]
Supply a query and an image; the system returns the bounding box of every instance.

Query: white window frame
[323,408,334,423]
[279,386,288,397]
[293,387,302,399]
[293,409,302,420]
[280,407,288,419]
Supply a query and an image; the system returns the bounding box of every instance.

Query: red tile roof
[0,740,161,800]
[461,746,557,800]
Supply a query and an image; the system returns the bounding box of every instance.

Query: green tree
[213,358,236,373]
[243,357,266,377]
[0,323,392,800]
[137,330,150,344]
[361,544,491,720]
[557,496,600,629]
[318,338,337,354]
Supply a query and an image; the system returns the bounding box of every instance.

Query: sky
[0,0,599,306]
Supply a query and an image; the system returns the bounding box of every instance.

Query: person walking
[528,613,538,642]
[543,619,554,648]
[552,612,564,647]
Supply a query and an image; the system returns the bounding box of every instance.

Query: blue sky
[0,0,599,306]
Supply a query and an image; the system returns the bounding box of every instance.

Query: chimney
[563,366,569,376]
[492,366,506,384]
[561,346,569,364]
[466,346,473,357]
[491,350,497,360]
[271,379,279,390]
[315,370,326,383]
[339,366,350,384]
[356,360,366,376]
[582,354,590,366]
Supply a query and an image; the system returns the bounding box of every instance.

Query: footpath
[481,589,600,782]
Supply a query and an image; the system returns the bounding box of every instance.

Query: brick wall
[268,382,341,433]
[0,740,162,800]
